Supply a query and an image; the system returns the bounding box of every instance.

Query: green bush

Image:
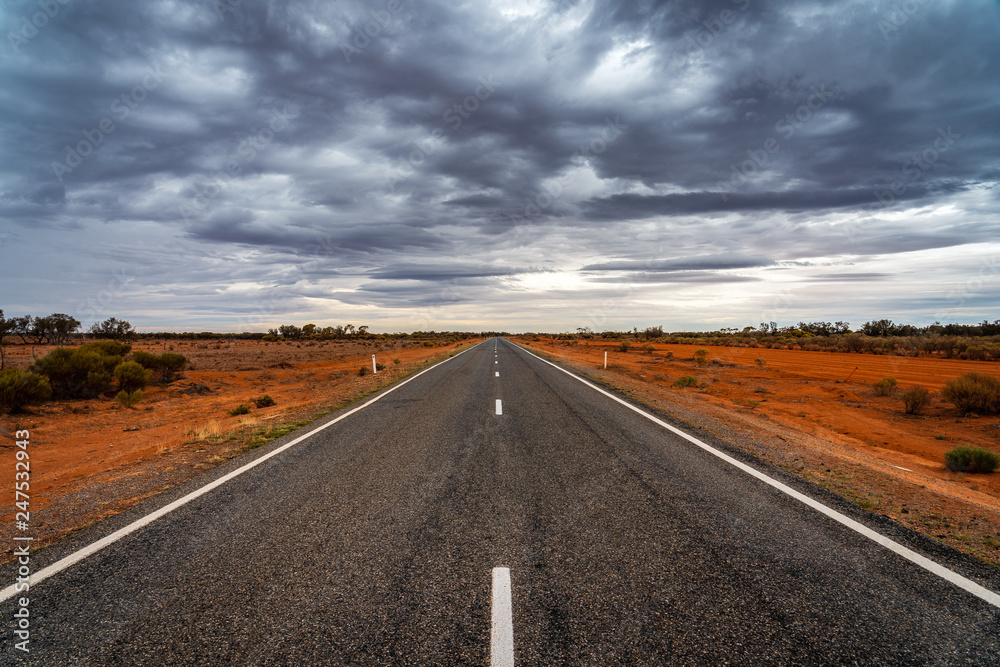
[253,394,276,408]
[941,372,1000,414]
[115,389,143,408]
[422,341,435,347]
[618,341,630,353]
[694,348,708,366]
[0,370,52,413]
[872,377,898,396]
[131,350,187,382]
[158,352,187,382]
[30,347,121,398]
[673,375,699,388]
[113,361,152,392]
[228,404,251,416]
[901,386,930,414]
[945,446,999,473]
[131,350,160,370]
[81,340,132,357]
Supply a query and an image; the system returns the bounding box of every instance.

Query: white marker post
[604,351,607,369]
[372,355,377,374]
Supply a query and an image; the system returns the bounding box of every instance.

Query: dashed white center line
[495,399,503,415]
[495,372,499,377]
[491,567,514,667]
[495,360,498,364]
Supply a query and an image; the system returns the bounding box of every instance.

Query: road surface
[2,338,999,664]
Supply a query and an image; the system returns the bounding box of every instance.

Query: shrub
[393,358,401,365]
[30,347,120,398]
[663,351,673,360]
[81,340,132,357]
[694,348,708,366]
[941,372,1000,414]
[131,350,160,370]
[115,389,143,408]
[945,446,999,474]
[359,366,369,376]
[158,352,187,382]
[641,343,655,353]
[618,341,630,353]
[901,386,930,414]
[114,361,152,392]
[673,375,699,388]
[0,370,52,413]
[375,362,386,371]
[422,341,435,347]
[228,404,252,416]
[253,394,276,408]
[872,377,898,396]
[755,358,766,367]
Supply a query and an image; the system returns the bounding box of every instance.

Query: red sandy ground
[0,338,478,560]
[516,337,1000,567]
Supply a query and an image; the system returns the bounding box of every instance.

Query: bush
[132,351,187,382]
[641,343,655,353]
[228,404,251,416]
[81,340,132,357]
[253,394,276,408]
[158,352,187,382]
[673,375,699,388]
[115,389,143,408]
[30,347,121,398]
[941,372,1000,414]
[755,358,766,367]
[0,370,52,413]
[872,377,898,396]
[393,358,401,365]
[359,366,369,376]
[945,446,999,473]
[694,348,708,366]
[618,341,630,353]
[375,362,386,371]
[131,350,160,370]
[114,361,152,392]
[422,341,435,347]
[901,386,930,414]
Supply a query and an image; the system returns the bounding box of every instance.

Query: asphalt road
[3,338,999,665]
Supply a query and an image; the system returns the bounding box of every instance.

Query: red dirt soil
[516,337,1000,567]
[0,338,479,560]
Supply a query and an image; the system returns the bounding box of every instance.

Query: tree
[9,315,31,343]
[302,323,318,336]
[357,325,369,336]
[44,313,81,344]
[0,310,10,369]
[90,317,135,341]
[344,324,356,336]
[278,324,302,339]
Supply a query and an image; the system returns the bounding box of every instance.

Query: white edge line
[511,342,1000,609]
[0,341,484,604]
[491,567,514,667]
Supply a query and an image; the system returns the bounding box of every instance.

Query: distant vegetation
[945,446,999,474]
[542,319,1000,361]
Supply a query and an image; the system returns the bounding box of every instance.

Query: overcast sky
[1,0,998,333]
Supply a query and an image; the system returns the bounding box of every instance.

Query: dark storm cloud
[2,0,998,329]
